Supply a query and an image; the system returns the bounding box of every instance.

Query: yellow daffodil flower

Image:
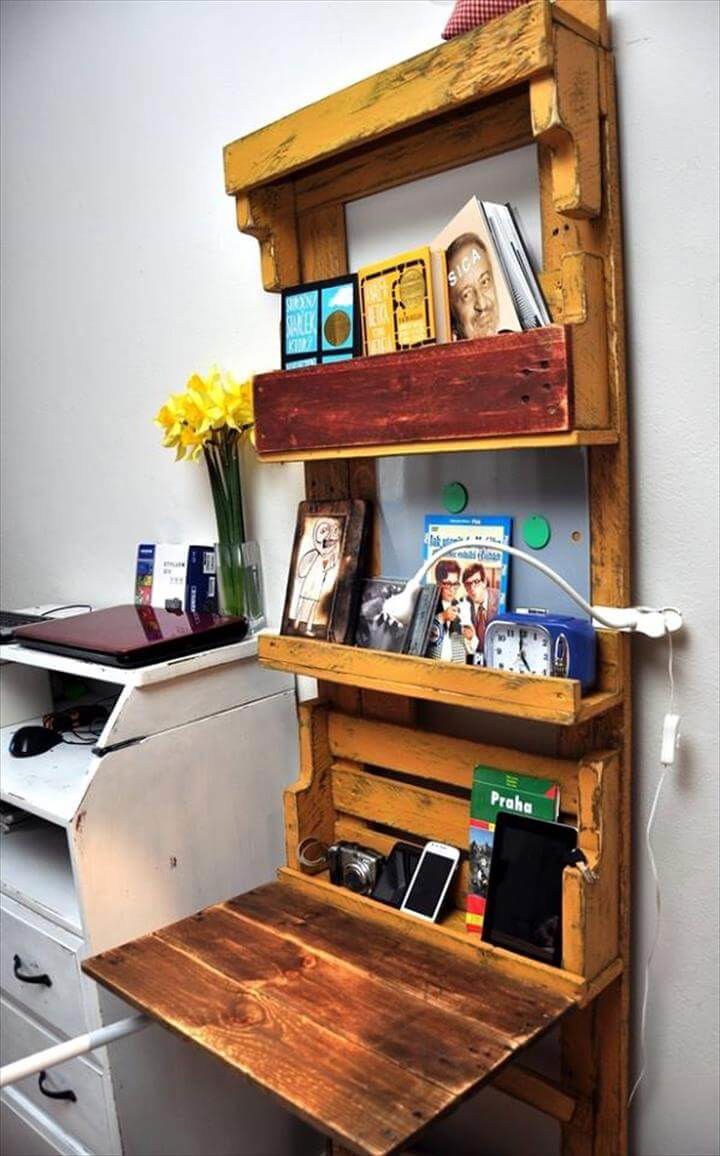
[154,368,254,461]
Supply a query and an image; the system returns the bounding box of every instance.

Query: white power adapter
[661,713,681,767]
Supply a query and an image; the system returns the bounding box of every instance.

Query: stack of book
[280,196,550,367]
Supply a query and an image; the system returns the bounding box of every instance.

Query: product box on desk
[135,544,217,613]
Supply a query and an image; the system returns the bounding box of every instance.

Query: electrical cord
[40,605,92,617]
[628,631,676,1107]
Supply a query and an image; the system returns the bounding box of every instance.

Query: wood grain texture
[256,427,617,464]
[331,759,469,851]
[554,0,610,47]
[236,183,300,292]
[84,881,574,1156]
[294,89,533,215]
[327,710,581,814]
[284,701,335,872]
[535,28,630,1154]
[555,251,609,427]
[493,1063,579,1122]
[258,632,622,725]
[254,327,573,455]
[531,25,601,217]
[277,867,621,1004]
[223,2,553,195]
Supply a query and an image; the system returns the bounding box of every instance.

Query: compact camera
[327,840,384,895]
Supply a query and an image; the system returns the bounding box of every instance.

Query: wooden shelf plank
[84,878,577,1156]
[224,1,553,196]
[255,327,576,457]
[258,633,622,726]
[277,868,622,1005]
[256,427,617,463]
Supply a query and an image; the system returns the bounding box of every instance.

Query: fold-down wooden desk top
[84,881,573,1156]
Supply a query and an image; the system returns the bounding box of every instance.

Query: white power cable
[628,631,676,1107]
[381,537,683,638]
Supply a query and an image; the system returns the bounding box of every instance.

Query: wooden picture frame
[280,499,370,643]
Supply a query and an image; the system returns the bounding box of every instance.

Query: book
[358,246,437,355]
[352,578,440,656]
[423,514,512,664]
[135,544,217,613]
[430,196,549,343]
[467,765,560,934]
[482,201,551,330]
[281,275,361,369]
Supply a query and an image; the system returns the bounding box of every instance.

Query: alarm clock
[483,611,596,692]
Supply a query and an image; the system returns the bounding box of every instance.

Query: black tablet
[482,812,578,967]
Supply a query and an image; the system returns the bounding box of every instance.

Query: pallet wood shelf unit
[253,326,616,460]
[258,630,623,725]
[85,2,631,1153]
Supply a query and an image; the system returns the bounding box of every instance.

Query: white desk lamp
[381,538,683,638]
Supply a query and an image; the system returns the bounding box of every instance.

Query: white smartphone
[399,840,460,922]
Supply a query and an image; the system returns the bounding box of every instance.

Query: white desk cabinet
[0,637,308,1156]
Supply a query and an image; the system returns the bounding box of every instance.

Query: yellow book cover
[358,246,436,356]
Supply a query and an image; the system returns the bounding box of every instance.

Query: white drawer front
[1,998,111,1155]
[0,1092,84,1155]
[1,902,86,1038]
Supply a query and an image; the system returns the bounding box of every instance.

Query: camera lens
[343,861,372,894]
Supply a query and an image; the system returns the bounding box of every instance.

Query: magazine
[467,765,560,934]
[423,515,511,664]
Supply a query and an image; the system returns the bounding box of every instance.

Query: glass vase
[215,540,266,632]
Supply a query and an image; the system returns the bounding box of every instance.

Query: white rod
[0,1014,150,1088]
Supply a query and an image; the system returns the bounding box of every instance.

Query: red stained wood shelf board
[254,326,573,457]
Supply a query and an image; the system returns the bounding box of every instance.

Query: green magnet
[442,482,468,514]
[523,515,551,550]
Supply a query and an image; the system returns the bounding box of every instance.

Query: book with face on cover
[358,247,438,356]
[431,197,522,343]
[431,196,548,343]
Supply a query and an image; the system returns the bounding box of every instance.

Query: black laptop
[13,605,248,668]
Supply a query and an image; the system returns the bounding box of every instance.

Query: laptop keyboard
[0,610,46,639]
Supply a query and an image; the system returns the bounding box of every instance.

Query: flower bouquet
[155,368,264,628]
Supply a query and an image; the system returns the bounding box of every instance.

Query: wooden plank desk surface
[84,881,574,1156]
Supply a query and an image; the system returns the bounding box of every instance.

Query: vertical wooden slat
[537,24,629,1155]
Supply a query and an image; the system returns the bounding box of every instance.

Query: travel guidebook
[467,766,560,934]
[423,514,511,664]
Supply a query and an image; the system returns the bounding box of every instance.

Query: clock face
[485,623,552,676]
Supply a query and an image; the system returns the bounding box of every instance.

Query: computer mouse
[8,726,64,758]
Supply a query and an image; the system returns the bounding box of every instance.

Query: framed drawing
[280,499,370,642]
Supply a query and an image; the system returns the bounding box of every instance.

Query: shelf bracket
[235,182,300,292]
[530,24,602,218]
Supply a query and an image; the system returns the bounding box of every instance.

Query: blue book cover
[422,515,512,664]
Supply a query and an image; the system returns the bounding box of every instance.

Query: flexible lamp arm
[381,538,682,639]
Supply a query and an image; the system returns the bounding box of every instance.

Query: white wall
[1,3,718,1155]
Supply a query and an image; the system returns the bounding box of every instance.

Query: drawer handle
[13,954,52,987]
[38,1070,77,1102]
